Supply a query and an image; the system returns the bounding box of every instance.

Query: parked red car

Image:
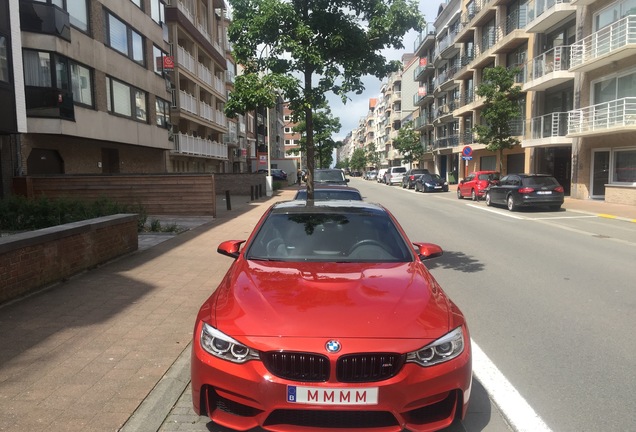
[191,201,472,431]
[457,170,500,201]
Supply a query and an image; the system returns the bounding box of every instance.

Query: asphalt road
[353,178,636,432]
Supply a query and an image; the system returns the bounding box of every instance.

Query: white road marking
[530,216,597,220]
[465,203,526,219]
[472,341,553,432]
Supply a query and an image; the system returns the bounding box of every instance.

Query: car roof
[271,200,387,215]
[296,185,358,191]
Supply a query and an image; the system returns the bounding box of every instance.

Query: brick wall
[13,174,218,215]
[0,214,138,305]
[214,173,267,196]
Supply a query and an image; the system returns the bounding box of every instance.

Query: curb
[119,343,192,432]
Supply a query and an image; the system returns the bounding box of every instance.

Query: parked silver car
[384,166,407,186]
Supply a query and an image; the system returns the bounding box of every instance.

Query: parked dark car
[294,185,363,201]
[402,168,431,189]
[415,173,449,192]
[485,174,565,211]
[257,169,288,181]
[312,169,349,185]
[457,171,500,201]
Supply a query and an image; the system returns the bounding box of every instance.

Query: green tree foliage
[350,148,368,172]
[392,120,423,165]
[474,66,524,172]
[288,105,342,169]
[366,141,382,170]
[226,0,423,199]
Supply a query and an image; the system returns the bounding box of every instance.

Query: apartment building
[283,102,302,169]
[567,0,636,204]
[382,70,404,166]
[6,0,175,177]
[165,0,231,173]
[0,0,245,196]
[407,0,635,204]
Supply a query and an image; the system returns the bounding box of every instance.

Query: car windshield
[314,170,346,183]
[246,211,412,262]
[421,174,442,181]
[294,190,362,200]
[393,167,406,173]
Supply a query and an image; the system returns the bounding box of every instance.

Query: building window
[23,49,93,106]
[156,97,170,128]
[150,0,165,24]
[0,36,8,83]
[106,76,147,122]
[33,0,89,32]
[106,12,145,66]
[613,149,636,184]
[130,0,142,9]
[152,45,168,75]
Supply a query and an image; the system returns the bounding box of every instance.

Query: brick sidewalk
[0,188,297,432]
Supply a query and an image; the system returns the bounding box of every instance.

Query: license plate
[536,191,552,195]
[434,186,442,189]
[287,385,378,405]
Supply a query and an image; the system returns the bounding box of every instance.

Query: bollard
[250,185,255,201]
[225,190,231,210]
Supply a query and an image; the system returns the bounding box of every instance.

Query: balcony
[494,11,530,54]
[570,15,636,72]
[435,66,459,93]
[433,135,460,150]
[526,0,576,34]
[173,132,228,159]
[413,87,433,106]
[568,97,636,137]
[19,0,71,41]
[25,87,74,120]
[523,112,572,147]
[414,23,436,55]
[413,58,435,81]
[178,46,197,74]
[523,46,574,92]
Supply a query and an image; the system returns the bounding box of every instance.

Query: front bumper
[191,327,472,432]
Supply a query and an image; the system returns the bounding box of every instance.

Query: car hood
[207,260,451,339]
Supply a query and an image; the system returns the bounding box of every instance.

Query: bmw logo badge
[325,340,341,353]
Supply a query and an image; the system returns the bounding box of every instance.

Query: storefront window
[614,149,636,183]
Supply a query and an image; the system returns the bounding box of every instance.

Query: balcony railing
[529,45,571,80]
[25,87,75,120]
[178,46,196,74]
[174,132,228,159]
[530,112,569,139]
[570,15,636,69]
[179,90,198,115]
[568,97,636,135]
[433,135,460,149]
[19,0,71,41]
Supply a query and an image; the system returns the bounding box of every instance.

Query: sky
[327,1,441,142]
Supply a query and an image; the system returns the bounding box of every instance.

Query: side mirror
[217,240,246,259]
[413,242,444,260]
[346,178,350,183]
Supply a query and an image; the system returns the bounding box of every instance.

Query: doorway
[591,149,610,198]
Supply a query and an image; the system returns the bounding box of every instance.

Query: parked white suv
[384,166,407,185]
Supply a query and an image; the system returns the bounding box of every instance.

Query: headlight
[406,327,464,367]
[200,323,260,363]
